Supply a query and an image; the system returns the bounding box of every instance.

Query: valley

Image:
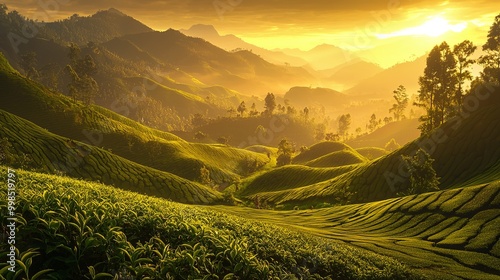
[1,3,500,279]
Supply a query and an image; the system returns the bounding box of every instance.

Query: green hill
[249,87,500,206]
[356,147,389,160]
[303,150,367,168]
[0,53,269,184]
[0,167,421,279]
[238,165,358,197]
[0,110,221,204]
[347,118,421,149]
[292,141,354,164]
[214,181,500,279]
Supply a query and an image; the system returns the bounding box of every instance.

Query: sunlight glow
[376,16,467,39]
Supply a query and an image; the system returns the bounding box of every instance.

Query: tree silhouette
[264,93,276,116]
[237,101,246,117]
[400,149,440,195]
[66,43,98,105]
[389,85,408,121]
[416,42,457,133]
[276,138,295,166]
[479,14,500,84]
[453,40,477,108]
[338,114,351,140]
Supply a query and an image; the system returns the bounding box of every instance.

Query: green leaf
[31,269,54,280]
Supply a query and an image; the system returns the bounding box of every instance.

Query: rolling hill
[346,55,426,98]
[347,118,421,149]
[0,167,421,279]
[245,87,500,206]
[0,53,269,185]
[214,180,500,279]
[0,109,221,204]
[117,29,317,95]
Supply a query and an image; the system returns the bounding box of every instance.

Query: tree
[302,107,310,121]
[66,44,99,105]
[400,149,440,195]
[249,102,259,116]
[453,40,477,107]
[237,101,246,117]
[389,85,409,121]
[479,14,500,84]
[191,113,207,128]
[338,114,351,140]
[325,133,340,142]
[199,165,212,185]
[264,93,276,115]
[368,113,379,132]
[276,138,295,166]
[416,42,458,134]
[19,51,39,80]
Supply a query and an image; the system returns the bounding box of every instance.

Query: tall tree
[264,93,276,116]
[453,40,477,107]
[276,138,295,167]
[368,113,379,132]
[389,85,409,121]
[416,42,457,134]
[237,101,246,117]
[66,44,98,105]
[479,14,500,84]
[338,114,351,140]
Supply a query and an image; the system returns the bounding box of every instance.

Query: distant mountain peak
[106,8,126,16]
[95,8,127,17]
[186,24,220,37]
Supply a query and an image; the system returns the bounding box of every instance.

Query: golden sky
[4,0,500,67]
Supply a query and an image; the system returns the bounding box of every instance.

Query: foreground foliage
[0,167,421,279]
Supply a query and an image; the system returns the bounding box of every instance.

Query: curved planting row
[215,182,500,279]
[0,167,421,280]
[0,110,221,204]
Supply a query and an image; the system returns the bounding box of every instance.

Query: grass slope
[214,181,500,279]
[303,150,367,168]
[356,147,389,160]
[292,141,354,164]
[0,53,269,184]
[252,93,500,206]
[0,110,221,204]
[0,167,420,279]
[239,165,358,197]
[347,118,420,149]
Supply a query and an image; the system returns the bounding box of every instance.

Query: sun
[419,17,453,37]
[376,16,467,39]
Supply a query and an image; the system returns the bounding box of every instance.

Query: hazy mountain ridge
[180,24,309,67]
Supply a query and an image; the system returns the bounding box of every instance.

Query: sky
[3,0,500,68]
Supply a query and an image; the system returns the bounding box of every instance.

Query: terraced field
[0,109,222,204]
[0,167,422,279]
[249,97,500,206]
[0,54,269,184]
[213,181,500,279]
